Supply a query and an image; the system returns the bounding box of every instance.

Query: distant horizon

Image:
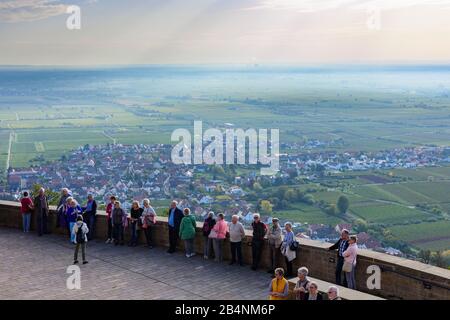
[2,62,450,69]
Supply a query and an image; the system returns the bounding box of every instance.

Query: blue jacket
[67,205,82,223]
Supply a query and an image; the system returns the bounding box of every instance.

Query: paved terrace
[1,200,449,300]
[0,228,268,300]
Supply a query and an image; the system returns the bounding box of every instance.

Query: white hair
[232,214,239,220]
[253,213,260,219]
[328,285,339,296]
[297,267,309,276]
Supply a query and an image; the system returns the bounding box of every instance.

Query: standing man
[267,217,282,274]
[228,214,246,266]
[167,200,183,253]
[34,188,50,236]
[82,194,97,241]
[251,213,267,271]
[328,229,350,286]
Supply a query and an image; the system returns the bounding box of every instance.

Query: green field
[389,221,450,251]
[276,203,342,225]
[350,203,429,224]
[352,180,450,206]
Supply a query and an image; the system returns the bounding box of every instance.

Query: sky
[1,0,450,65]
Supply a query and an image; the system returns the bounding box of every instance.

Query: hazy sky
[1,0,450,65]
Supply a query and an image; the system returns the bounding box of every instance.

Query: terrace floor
[0,228,269,300]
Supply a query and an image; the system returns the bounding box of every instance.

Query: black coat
[168,207,184,232]
[303,292,323,301]
[329,238,349,258]
[83,200,97,216]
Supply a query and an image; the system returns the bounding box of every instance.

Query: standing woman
[67,199,82,243]
[56,188,71,228]
[210,213,228,263]
[20,191,34,233]
[63,197,73,236]
[141,199,157,248]
[179,208,197,258]
[343,235,358,289]
[105,196,116,244]
[129,200,143,247]
[280,222,296,277]
[202,211,216,259]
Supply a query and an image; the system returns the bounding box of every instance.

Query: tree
[211,165,225,176]
[431,251,446,268]
[337,195,349,214]
[418,249,431,264]
[260,200,273,215]
[325,204,337,215]
[353,219,368,232]
[300,194,315,205]
[253,182,263,193]
[31,184,60,206]
[284,189,297,202]
[275,186,289,200]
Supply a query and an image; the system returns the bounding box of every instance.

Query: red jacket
[106,202,113,219]
[20,198,33,214]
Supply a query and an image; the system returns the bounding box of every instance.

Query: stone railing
[1,200,449,300]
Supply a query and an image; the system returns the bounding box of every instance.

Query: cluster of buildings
[282,146,450,174]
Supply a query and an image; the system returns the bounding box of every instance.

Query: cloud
[0,0,69,22]
[243,0,450,12]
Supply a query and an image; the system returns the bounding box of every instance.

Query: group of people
[329,229,358,290]
[268,266,342,300]
[19,187,358,298]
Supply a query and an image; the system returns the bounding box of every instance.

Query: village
[2,142,449,258]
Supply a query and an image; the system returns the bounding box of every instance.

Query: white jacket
[72,221,89,244]
[281,242,297,262]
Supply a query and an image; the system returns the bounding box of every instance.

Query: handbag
[208,229,218,239]
[342,260,353,273]
[343,253,356,273]
[289,240,299,251]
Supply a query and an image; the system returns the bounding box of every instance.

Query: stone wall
[1,200,449,300]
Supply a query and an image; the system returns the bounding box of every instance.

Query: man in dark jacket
[251,213,267,271]
[82,194,97,241]
[167,200,184,253]
[328,229,350,286]
[34,188,50,236]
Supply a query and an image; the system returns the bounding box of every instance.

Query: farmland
[389,221,450,251]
